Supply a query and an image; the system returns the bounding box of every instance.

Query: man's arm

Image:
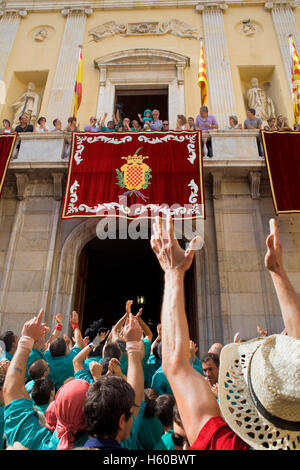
[70,311,84,349]
[4,309,49,405]
[150,216,220,446]
[265,218,300,338]
[73,344,91,373]
[134,307,153,343]
[123,314,145,419]
[151,324,161,354]
[44,313,63,350]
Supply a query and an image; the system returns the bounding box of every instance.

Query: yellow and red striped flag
[73,47,83,117]
[198,41,208,107]
[289,35,300,124]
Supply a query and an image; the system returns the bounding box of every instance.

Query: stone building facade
[0,0,300,355]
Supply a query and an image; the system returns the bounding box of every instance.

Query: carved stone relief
[89,19,199,42]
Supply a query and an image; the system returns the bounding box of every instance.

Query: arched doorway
[73,236,198,340]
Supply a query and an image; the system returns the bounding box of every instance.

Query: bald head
[208,343,223,357]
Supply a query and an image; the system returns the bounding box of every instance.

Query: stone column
[265,1,300,94]
[46,7,92,126]
[0,9,27,80]
[196,2,236,129]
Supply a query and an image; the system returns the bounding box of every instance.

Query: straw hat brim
[218,336,300,450]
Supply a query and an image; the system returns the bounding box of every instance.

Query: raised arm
[70,311,84,349]
[265,218,300,338]
[135,308,153,343]
[44,313,63,350]
[150,216,220,446]
[4,309,49,405]
[151,323,161,354]
[123,314,144,419]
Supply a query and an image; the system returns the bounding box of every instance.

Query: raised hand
[257,325,268,337]
[265,218,283,274]
[54,313,62,324]
[21,309,49,342]
[70,311,79,325]
[89,361,103,381]
[107,358,122,377]
[126,300,133,315]
[150,215,201,273]
[123,314,143,343]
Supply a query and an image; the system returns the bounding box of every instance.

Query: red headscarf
[44,400,57,432]
[54,379,90,450]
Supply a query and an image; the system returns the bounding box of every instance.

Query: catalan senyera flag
[198,42,208,107]
[73,48,83,117]
[289,35,300,124]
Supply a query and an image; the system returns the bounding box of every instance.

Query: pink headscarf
[54,379,90,450]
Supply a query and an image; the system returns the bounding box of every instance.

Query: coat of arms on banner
[116,147,152,201]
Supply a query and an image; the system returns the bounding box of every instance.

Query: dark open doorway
[74,236,198,341]
[115,86,169,124]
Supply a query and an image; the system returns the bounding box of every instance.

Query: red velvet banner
[0,134,17,199]
[61,131,205,220]
[261,131,300,214]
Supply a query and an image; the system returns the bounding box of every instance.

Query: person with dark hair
[244,108,263,156]
[0,331,18,361]
[172,403,190,450]
[25,358,50,395]
[153,394,176,450]
[50,118,62,132]
[136,388,164,450]
[83,314,145,450]
[31,377,55,414]
[14,114,34,132]
[36,116,49,132]
[103,342,122,361]
[82,319,109,370]
[201,353,219,389]
[0,119,13,134]
[64,117,80,132]
[43,311,83,390]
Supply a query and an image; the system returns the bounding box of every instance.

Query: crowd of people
[0,216,299,451]
[0,105,298,136]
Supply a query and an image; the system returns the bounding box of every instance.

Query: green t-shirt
[4,398,55,450]
[33,403,49,415]
[152,360,204,395]
[145,354,162,388]
[74,368,94,384]
[0,405,5,449]
[153,428,174,450]
[43,346,81,390]
[136,416,164,450]
[142,339,152,382]
[120,400,146,450]
[83,355,102,370]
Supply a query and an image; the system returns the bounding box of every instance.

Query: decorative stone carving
[241,19,256,36]
[61,7,93,16]
[11,82,40,127]
[15,173,29,200]
[246,77,276,122]
[248,171,261,199]
[34,27,48,42]
[265,1,300,9]
[89,19,199,42]
[195,2,228,12]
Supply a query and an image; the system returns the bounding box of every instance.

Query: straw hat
[218,334,300,450]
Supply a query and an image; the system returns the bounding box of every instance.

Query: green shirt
[43,346,81,390]
[83,355,102,370]
[152,360,204,395]
[74,368,94,384]
[153,428,174,450]
[145,354,162,388]
[0,405,5,450]
[136,416,164,450]
[4,398,55,450]
[120,400,146,450]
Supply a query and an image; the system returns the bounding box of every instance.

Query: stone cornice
[1,1,297,13]
[265,0,300,9]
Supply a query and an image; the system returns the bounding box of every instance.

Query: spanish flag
[73,47,83,117]
[289,35,300,124]
[198,41,208,106]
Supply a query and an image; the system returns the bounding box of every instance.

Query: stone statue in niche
[11,82,40,127]
[246,77,276,122]
[34,27,48,42]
